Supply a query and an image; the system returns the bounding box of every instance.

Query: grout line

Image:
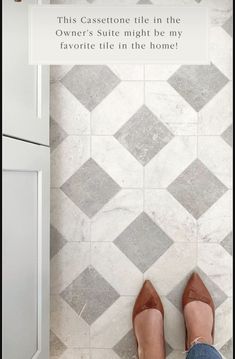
[50,133,231,137]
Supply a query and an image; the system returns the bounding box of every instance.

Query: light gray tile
[114,212,173,273]
[115,105,173,165]
[221,232,233,255]
[61,65,120,111]
[167,159,228,219]
[113,329,138,359]
[50,225,67,259]
[137,0,152,4]
[168,65,229,112]
[220,338,233,359]
[167,267,227,311]
[61,266,120,325]
[50,330,66,357]
[61,158,121,218]
[222,125,233,147]
[223,16,233,37]
[50,117,67,152]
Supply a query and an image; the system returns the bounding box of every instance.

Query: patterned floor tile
[50,65,73,83]
[50,330,67,357]
[92,136,143,188]
[91,349,120,359]
[145,136,197,188]
[222,124,233,147]
[114,212,173,272]
[90,296,134,348]
[198,191,232,243]
[51,135,90,188]
[198,136,232,188]
[198,244,232,297]
[50,225,68,259]
[92,81,144,135]
[145,81,197,124]
[220,338,233,359]
[61,65,120,111]
[61,266,120,325]
[51,189,90,242]
[50,242,90,294]
[145,64,180,80]
[168,64,229,112]
[215,298,233,349]
[221,232,233,255]
[91,189,143,242]
[167,159,228,219]
[144,243,197,295]
[145,190,197,242]
[210,27,232,80]
[51,295,90,348]
[91,242,143,295]
[198,82,232,135]
[61,158,121,218]
[50,117,67,152]
[115,105,173,166]
[107,64,144,80]
[113,329,138,359]
[58,349,90,359]
[223,16,233,37]
[50,82,90,135]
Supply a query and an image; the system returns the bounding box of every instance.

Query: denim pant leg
[186,343,222,359]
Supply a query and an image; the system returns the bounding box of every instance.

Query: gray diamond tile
[115,105,173,166]
[50,330,66,357]
[61,266,120,325]
[220,338,233,359]
[168,64,229,112]
[50,225,67,259]
[114,212,173,273]
[223,16,233,37]
[61,158,121,218]
[221,125,233,147]
[113,330,138,359]
[167,267,227,310]
[61,65,121,111]
[167,159,228,219]
[221,232,233,255]
[50,117,67,152]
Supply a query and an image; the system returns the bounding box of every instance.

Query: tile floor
[50,1,233,358]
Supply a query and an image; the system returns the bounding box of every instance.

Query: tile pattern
[50,1,233,358]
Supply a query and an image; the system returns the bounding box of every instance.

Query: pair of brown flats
[133,272,215,351]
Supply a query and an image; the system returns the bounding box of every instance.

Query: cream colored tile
[145,190,197,242]
[145,64,180,80]
[91,349,120,359]
[50,242,90,294]
[91,189,143,242]
[145,136,197,188]
[108,64,144,80]
[210,27,232,80]
[215,298,233,349]
[51,296,89,348]
[51,136,90,187]
[60,349,90,359]
[92,136,143,188]
[92,82,144,135]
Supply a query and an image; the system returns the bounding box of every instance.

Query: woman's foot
[133,280,165,359]
[182,273,215,349]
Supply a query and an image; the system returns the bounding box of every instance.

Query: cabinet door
[2,137,50,359]
[3,0,49,145]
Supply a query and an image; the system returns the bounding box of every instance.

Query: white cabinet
[3,0,49,145]
[3,137,50,359]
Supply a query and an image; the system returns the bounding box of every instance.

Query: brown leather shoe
[133,280,164,325]
[182,272,215,350]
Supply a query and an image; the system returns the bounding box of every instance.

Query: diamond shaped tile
[167,159,228,219]
[61,266,120,325]
[50,330,67,357]
[61,65,121,111]
[220,338,233,359]
[50,117,67,152]
[168,64,229,112]
[113,330,138,359]
[221,232,233,255]
[221,125,233,147]
[115,105,173,166]
[114,212,173,273]
[61,158,121,218]
[167,267,227,311]
[50,225,67,259]
[223,16,233,37]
